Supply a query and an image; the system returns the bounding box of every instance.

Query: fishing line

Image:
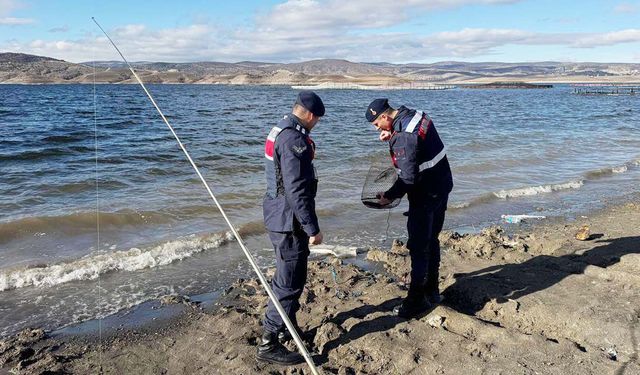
[91,17,320,374]
[384,208,391,244]
[91,39,104,374]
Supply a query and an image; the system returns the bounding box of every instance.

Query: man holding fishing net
[365,98,453,319]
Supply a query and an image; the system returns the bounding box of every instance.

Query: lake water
[0,84,638,337]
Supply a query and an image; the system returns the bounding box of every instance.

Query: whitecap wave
[494,180,584,199]
[449,202,471,209]
[0,232,234,292]
[612,165,628,174]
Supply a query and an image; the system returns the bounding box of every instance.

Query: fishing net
[361,165,402,209]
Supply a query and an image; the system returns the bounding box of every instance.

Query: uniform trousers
[406,193,448,297]
[263,223,309,334]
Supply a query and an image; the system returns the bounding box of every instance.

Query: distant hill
[1,52,639,85]
[0,52,63,63]
[0,52,92,83]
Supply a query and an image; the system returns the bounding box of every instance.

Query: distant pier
[572,84,638,96]
[461,81,553,89]
[291,82,455,90]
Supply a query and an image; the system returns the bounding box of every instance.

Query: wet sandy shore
[2,198,640,374]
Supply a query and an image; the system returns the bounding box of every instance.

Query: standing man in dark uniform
[365,98,453,319]
[257,91,325,365]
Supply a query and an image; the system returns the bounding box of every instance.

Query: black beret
[296,90,325,117]
[365,98,390,122]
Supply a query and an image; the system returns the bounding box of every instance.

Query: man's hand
[309,231,323,245]
[379,130,393,142]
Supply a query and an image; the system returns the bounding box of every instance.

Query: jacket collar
[282,114,309,135]
[392,106,415,132]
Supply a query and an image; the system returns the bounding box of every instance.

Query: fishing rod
[91,17,320,375]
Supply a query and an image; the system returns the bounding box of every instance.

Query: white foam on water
[0,232,234,292]
[450,202,471,209]
[612,165,628,174]
[494,180,584,199]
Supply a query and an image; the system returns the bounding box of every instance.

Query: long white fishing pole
[91,17,320,375]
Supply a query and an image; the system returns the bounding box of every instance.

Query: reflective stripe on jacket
[386,106,453,200]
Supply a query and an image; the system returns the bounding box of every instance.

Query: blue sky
[1,0,639,63]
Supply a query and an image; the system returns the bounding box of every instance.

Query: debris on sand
[575,225,591,241]
[0,328,74,374]
[426,314,446,328]
[159,294,199,308]
[440,226,529,259]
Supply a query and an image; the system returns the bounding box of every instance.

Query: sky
[0,0,639,64]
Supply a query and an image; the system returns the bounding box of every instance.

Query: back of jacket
[385,106,453,200]
[263,115,319,236]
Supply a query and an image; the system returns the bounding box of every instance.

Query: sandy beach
[1,195,639,374]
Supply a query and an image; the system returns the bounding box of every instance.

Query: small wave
[42,134,86,143]
[449,202,470,209]
[585,163,632,179]
[0,208,266,245]
[612,165,628,174]
[0,232,234,292]
[0,148,68,162]
[74,110,95,115]
[448,192,502,211]
[494,180,584,199]
[40,179,129,195]
[0,210,173,244]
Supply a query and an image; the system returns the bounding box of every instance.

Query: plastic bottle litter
[309,245,361,259]
[501,214,546,224]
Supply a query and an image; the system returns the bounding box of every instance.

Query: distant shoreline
[2,77,640,87]
[2,52,640,86]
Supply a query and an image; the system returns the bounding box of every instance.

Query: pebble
[427,314,445,328]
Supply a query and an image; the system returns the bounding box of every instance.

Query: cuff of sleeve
[303,223,320,237]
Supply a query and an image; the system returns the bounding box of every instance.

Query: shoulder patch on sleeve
[292,144,307,154]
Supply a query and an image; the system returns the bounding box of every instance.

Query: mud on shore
[2,201,640,374]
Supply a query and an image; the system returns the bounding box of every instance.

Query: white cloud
[613,3,638,14]
[571,29,640,47]
[7,25,638,63]
[48,25,69,33]
[1,0,639,63]
[256,0,520,32]
[3,23,217,62]
[422,28,536,56]
[0,0,32,25]
[0,16,32,24]
[0,0,19,15]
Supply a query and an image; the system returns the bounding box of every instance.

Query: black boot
[426,293,444,304]
[278,324,305,343]
[393,282,430,319]
[256,331,304,365]
[425,272,443,304]
[393,296,430,318]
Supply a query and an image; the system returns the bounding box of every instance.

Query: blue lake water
[0,83,638,337]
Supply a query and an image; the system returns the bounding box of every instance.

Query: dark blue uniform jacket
[385,106,453,200]
[263,115,319,236]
